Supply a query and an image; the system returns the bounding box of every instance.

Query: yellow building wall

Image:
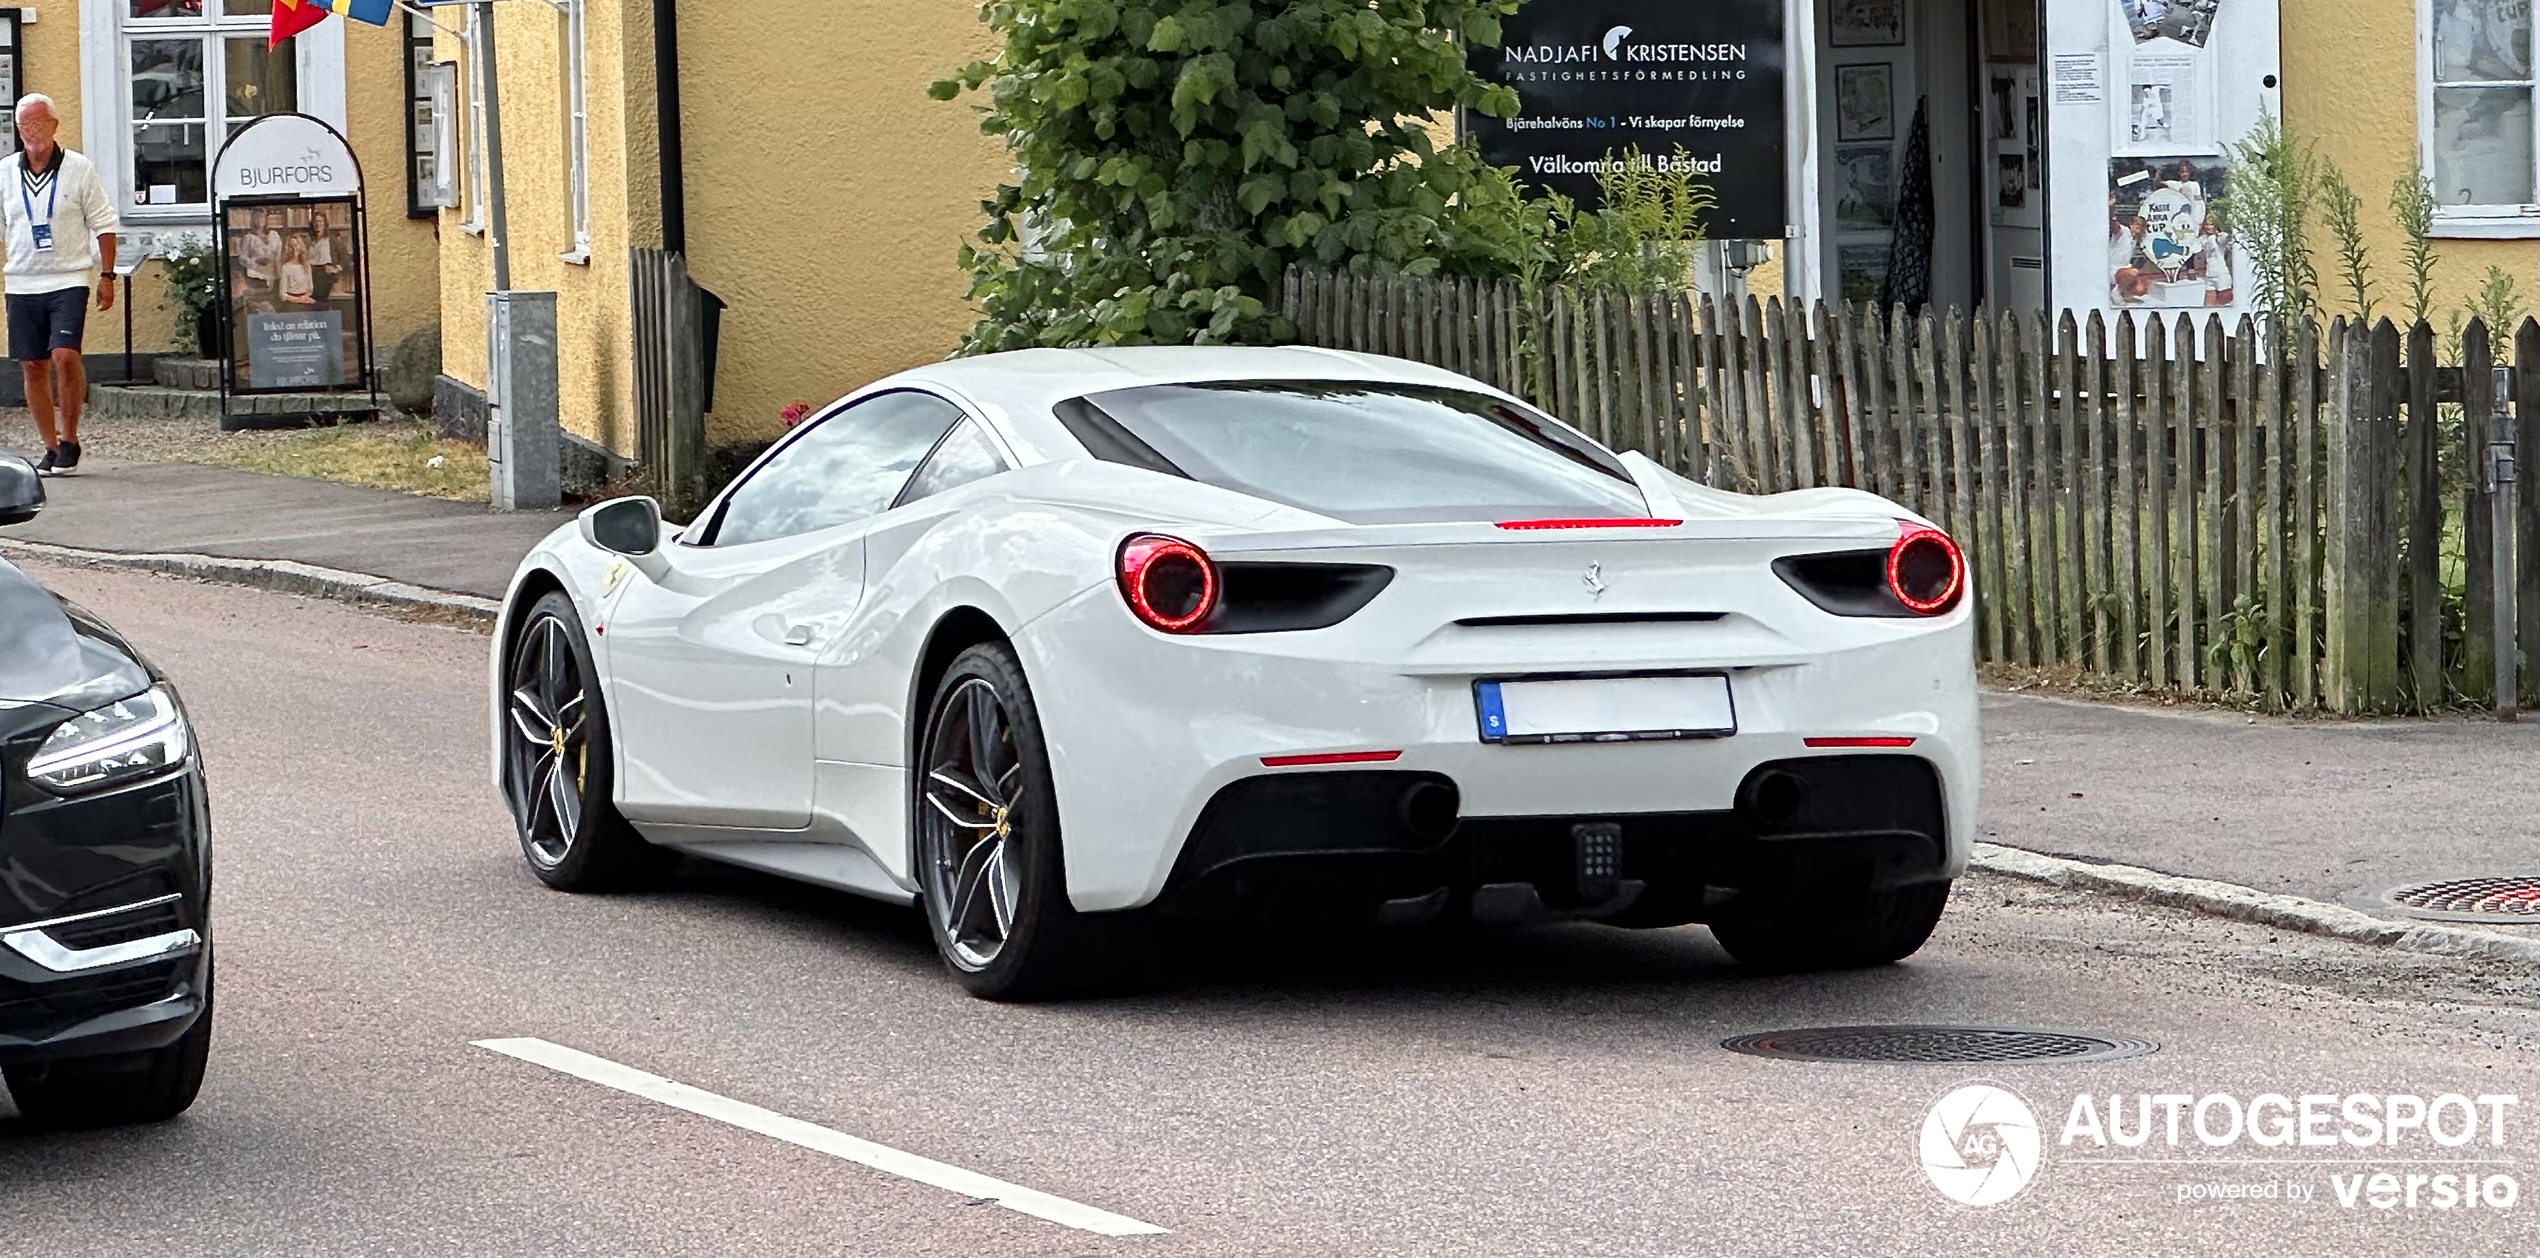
[345,26,441,353]
[2281,0,2539,325]
[439,0,655,455]
[443,0,1002,454]
[668,0,1003,444]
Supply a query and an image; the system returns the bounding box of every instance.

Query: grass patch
[203,423,490,502]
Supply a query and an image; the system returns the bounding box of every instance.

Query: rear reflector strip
[1260,750,1404,767]
[1494,517,1683,530]
[1804,736,1918,748]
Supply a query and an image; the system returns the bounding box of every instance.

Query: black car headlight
[25,685,191,794]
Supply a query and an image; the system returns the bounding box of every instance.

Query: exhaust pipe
[1397,779,1461,841]
[1745,769,1807,825]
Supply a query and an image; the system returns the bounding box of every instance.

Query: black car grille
[0,958,185,1038]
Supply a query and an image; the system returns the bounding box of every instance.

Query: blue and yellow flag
[316,0,395,25]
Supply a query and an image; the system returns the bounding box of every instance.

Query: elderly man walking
[2,94,117,475]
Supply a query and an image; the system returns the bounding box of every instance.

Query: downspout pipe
[476,0,510,292]
[653,0,687,255]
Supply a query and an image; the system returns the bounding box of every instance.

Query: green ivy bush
[932,0,1525,350]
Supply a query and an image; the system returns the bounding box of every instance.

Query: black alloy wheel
[915,642,1148,1000]
[503,591,672,890]
[920,675,1026,970]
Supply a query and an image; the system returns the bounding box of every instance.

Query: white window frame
[78,0,348,227]
[559,0,590,263]
[2419,0,2540,238]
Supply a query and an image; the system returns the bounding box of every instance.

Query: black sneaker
[55,439,79,472]
[33,446,57,476]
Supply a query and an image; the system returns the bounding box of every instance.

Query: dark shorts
[7,287,87,362]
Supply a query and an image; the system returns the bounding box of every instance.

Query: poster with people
[2120,0,2224,47]
[222,197,362,391]
[2107,156,2235,309]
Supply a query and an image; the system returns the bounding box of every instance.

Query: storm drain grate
[2379,876,2540,923]
[1721,1025,2159,1064]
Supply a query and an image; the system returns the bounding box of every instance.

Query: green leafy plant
[2205,592,2270,701]
[2321,164,2374,324]
[2392,166,2439,328]
[2469,264,2526,333]
[1454,147,1714,397]
[1549,149,1716,293]
[931,0,1525,350]
[156,235,222,355]
[2225,109,2320,319]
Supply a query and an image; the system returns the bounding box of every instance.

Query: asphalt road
[3,562,2537,1256]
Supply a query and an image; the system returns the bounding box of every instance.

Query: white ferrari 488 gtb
[492,346,1977,998]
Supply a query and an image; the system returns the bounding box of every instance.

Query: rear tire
[1708,880,1951,972]
[914,642,1148,1001]
[5,955,213,1128]
[503,591,676,891]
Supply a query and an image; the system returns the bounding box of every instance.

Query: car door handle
[783,625,815,647]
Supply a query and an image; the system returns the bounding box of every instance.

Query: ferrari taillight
[1117,533,1218,633]
[1887,525,1965,616]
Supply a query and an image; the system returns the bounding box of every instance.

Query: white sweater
[0,148,118,295]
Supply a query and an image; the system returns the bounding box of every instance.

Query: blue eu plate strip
[1475,681,1508,742]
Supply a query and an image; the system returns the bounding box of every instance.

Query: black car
[0,453,212,1126]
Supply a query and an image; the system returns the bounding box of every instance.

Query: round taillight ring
[1888,526,1965,616]
[1117,533,1219,633]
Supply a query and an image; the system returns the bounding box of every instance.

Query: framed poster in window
[1835,63,1897,141]
[0,11,22,159]
[420,63,458,209]
[403,11,440,217]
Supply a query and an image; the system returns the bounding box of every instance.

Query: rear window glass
[1058,381,1647,525]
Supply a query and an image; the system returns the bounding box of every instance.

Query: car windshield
[1058,381,1649,525]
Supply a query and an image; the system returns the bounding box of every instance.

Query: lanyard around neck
[20,158,56,231]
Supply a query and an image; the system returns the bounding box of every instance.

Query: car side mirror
[0,453,43,527]
[577,496,672,583]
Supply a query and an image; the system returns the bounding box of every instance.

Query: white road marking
[474,1037,1168,1238]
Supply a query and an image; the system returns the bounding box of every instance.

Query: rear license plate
[1474,673,1736,744]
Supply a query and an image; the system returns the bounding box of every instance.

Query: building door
[1976,0,2048,310]
[1815,0,1979,312]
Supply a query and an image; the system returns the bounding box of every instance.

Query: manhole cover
[1721,1025,2158,1064]
[2379,876,2540,923]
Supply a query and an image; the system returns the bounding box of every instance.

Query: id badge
[28,223,53,252]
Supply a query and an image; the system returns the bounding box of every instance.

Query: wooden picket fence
[1281,265,2540,715]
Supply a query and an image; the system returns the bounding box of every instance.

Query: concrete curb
[0,536,500,625]
[1972,841,2540,967]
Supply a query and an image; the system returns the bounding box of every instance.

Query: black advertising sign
[1471,2,1787,238]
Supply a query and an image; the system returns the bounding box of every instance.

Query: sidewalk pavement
[1982,692,2540,929]
[5,455,2533,940]
[2,456,568,600]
